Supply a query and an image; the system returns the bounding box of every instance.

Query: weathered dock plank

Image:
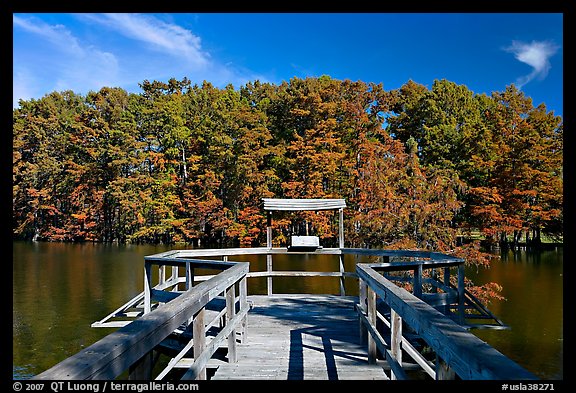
[211,295,388,380]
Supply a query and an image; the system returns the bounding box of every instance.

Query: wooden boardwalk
[211,295,388,380]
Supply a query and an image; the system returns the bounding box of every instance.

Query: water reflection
[466,249,563,380]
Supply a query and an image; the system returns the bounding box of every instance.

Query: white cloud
[78,13,210,68]
[13,13,272,108]
[504,40,559,89]
[13,15,124,107]
[13,15,84,56]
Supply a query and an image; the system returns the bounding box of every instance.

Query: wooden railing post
[266,253,273,296]
[128,351,153,380]
[239,276,248,343]
[185,261,194,290]
[457,263,465,324]
[431,268,438,294]
[185,262,195,326]
[172,264,178,280]
[159,265,166,286]
[443,266,451,315]
[338,208,344,248]
[193,308,206,380]
[367,286,377,364]
[226,284,237,363]
[359,278,368,344]
[390,309,402,380]
[436,356,456,380]
[413,263,422,298]
[171,265,178,289]
[339,254,346,296]
[144,261,152,314]
[267,211,273,296]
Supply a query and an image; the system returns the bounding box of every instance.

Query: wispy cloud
[13,13,271,108]
[13,14,120,106]
[77,13,210,68]
[13,15,84,55]
[504,40,559,89]
[78,13,270,87]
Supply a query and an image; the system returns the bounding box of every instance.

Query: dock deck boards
[211,294,388,380]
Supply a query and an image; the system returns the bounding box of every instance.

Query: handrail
[356,263,537,380]
[93,247,503,330]
[34,261,249,380]
[146,247,347,296]
[142,247,464,297]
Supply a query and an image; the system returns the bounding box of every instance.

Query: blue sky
[13,13,564,117]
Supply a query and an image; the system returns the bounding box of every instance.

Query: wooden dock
[211,295,387,380]
[35,246,538,381]
[33,199,538,381]
[35,247,538,381]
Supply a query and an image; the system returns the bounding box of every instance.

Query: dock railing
[155,247,349,296]
[356,260,538,380]
[34,258,249,380]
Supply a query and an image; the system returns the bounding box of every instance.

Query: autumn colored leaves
[13,76,562,251]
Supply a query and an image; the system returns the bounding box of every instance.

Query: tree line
[13,76,563,252]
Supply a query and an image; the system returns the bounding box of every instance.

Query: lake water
[12,241,563,380]
[464,248,563,380]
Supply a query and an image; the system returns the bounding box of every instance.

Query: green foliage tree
[13,91,85,241]
[13,76,562,253]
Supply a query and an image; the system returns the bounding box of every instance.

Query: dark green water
[12,242,563,380]
[465,248,563,380]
